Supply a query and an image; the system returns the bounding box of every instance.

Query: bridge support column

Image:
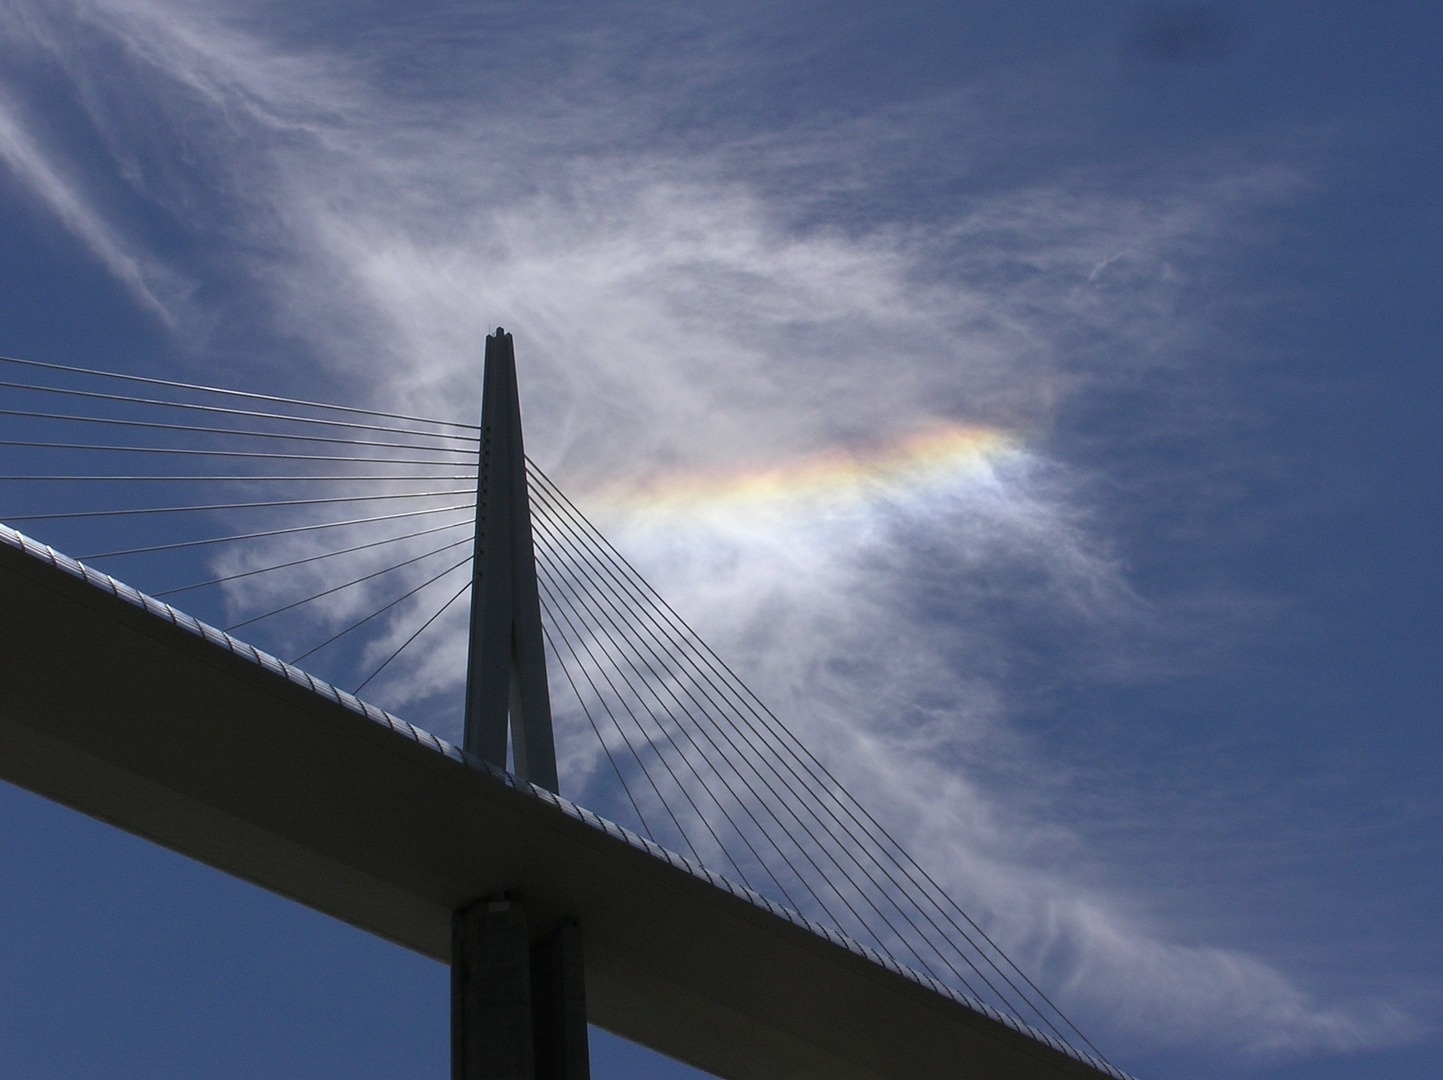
[531,922,590,1080]
[452,897,590,1080]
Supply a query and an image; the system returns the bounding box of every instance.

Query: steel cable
[0,440,476,465]
[535,571,706,865]
[526,465,1042,1022]
[291,554,473,664]
[0,377,478,442]
[6,489,474,523]
[226,535,474,631]
[533,509,845,923]
[529,489,963,987]
[0,474,479,482]
[526,486,990,988]
[81,502,475,559]
[0,407,477,453]
[539,619,658,842]
[534,538,784,902]
[153,518,473,597]
[354,579,472,695]
[525,461,1098,1054]
[535,469,1110,1065]
[0,353,479,430]
[536,558,740,877]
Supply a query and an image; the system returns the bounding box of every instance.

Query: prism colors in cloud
[595,424,1021,528]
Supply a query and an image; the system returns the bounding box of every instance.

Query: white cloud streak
[0,91,176,318]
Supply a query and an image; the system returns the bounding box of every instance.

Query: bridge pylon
[455,329,588,1080]
[463,327,558,792]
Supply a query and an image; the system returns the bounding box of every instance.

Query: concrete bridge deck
[0,523,1126,1080]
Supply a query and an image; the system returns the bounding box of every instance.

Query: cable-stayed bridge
[0,334,1133,1080]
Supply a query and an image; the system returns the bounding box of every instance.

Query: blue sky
[0,2,1439,1078]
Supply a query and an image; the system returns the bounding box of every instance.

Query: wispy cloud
[0,0,1415,1064]
[0,90,177,318]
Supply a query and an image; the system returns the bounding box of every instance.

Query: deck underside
[0,526,1122,1080]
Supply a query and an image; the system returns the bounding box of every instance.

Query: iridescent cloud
[593,424,1022,526]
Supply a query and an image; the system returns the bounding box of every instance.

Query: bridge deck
[0,524,1126,1080]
